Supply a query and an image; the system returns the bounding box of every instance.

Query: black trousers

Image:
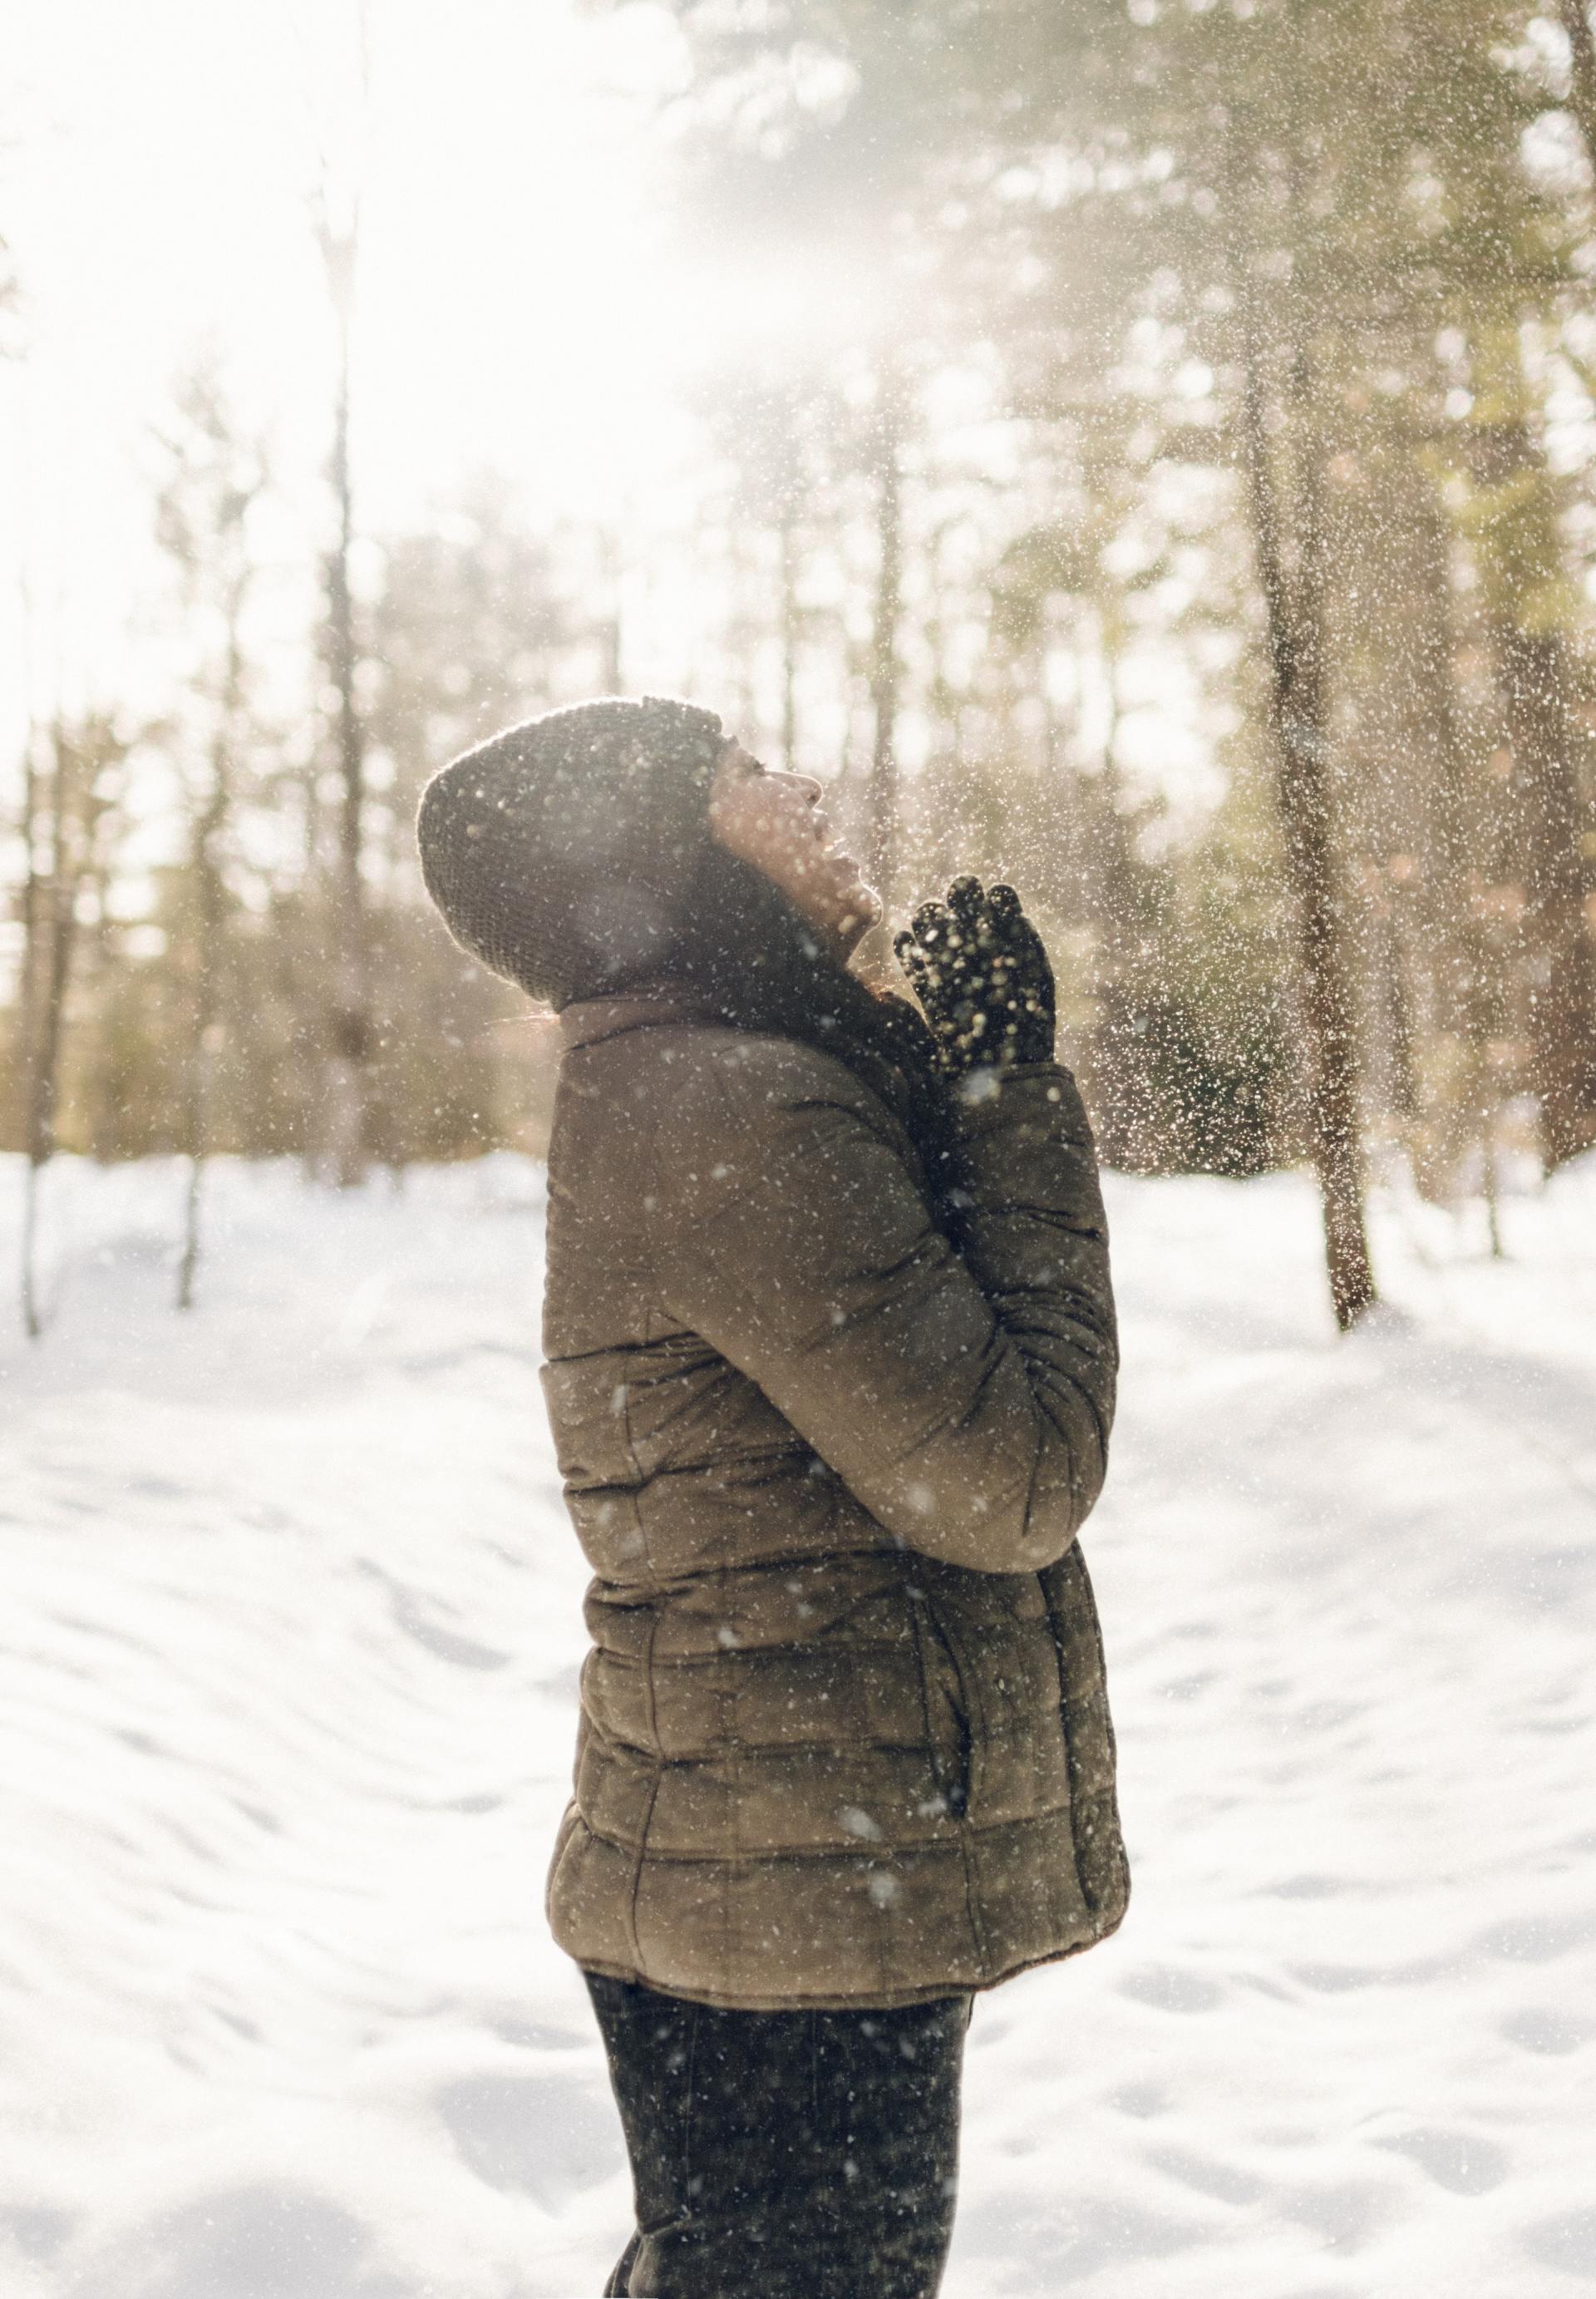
[584,1970,973,2298]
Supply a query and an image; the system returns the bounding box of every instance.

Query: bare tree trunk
[170,400,259,1303]
[1481,1116,1505,1256]
[1076,645,1143,992]
[1030,630,1072,900]
[25,740,81,1158]
[779,505,799,773]
[1371,889,1419,1125]
[177,748,230,1310]
[1238,305,1378,1329]
[19,729,85,1339]
[1494,614,1596,1164]
[1402,466,1515,1223]
[1409,474,1482,1028]
[15,738,45,1337]
[1557,0,1596,168]
[866,369,905,911]
[598,522,624,692]
[1465,380,1596,1169]
[318,228,371,1187]
[16,738,43,1107]
[725,523,760,734]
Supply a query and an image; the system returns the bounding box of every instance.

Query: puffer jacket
[539,981,1128,2011]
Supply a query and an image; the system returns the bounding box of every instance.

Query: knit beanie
[415,695,727,1009]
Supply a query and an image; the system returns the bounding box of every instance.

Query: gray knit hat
[416,695,727,1008]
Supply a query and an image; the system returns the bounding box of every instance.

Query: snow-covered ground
[2,1147,1593,2298]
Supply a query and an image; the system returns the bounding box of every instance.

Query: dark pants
[584,1970,973,2298]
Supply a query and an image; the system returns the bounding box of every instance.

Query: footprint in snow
[1372,2125,1509,2196]
[1501,2005,1593,2055]
[1524,2208,1596,2283]
[64,2183,390,2299]
[1474,1910,1596,1962]
[1116,1964,1226,2014]
[436,2068,623,2206]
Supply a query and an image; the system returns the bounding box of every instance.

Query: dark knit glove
[894,875,1056,1082]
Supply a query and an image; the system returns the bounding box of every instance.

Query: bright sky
[2,0,833,751]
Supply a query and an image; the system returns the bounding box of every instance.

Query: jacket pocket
[912,1601,972,1819]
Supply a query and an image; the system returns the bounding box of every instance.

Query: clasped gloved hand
[894,875,1056,1083]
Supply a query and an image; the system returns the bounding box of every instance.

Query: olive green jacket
[539,983,1127,2010]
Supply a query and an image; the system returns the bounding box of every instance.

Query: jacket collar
[558,978,727,1053]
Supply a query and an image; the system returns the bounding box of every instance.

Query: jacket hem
[564,1914,1126,2015]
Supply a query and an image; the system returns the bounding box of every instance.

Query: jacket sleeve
[651,1038,1117,1576]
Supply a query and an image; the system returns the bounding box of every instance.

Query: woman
[416,695,1126,2299]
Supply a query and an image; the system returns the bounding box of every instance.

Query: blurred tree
[864,358,908,910]
[364,481,571,845]
[12,717,128,1335]
[693,356,859,777]
[148,358,269,1305]
[309,91,372,1187]
[986,399,1297,1177]
[1227,147,1375,1322]
[0,478,592,1178]
[360,486,574,1164]
[1450,339,1596,1170]
[1556,0,1596,163]
[1327,422,1511,1207]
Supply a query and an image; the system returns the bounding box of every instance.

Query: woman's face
[707,740,881,958]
